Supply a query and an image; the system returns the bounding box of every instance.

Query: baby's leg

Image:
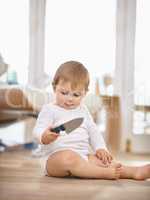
[46,150,120,179]
[85,154,150,180]
[120,164,150,180]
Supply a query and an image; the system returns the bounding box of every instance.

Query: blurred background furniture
[0,87,36,123]
[134,104,150,134]
[134,104,150,122]
[0,86,38,150]
[101,95,121,155]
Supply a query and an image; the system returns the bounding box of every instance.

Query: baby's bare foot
[106,166,121,180]
[134,164,150,180]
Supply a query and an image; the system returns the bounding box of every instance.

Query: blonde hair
[52,61,89,91]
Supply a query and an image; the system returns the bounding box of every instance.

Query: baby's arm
[33,104,58,144]
[41,128,59,144]
[84,106,113,164]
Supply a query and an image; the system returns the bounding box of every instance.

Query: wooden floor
[0,149,150,200]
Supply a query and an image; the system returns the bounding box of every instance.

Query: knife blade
[51,117,83,134]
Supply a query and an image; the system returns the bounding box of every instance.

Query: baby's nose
[68,95,73,101]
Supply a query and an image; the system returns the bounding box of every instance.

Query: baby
[33,61,150,180]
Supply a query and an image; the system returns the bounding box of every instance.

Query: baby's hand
[41,127,59,144]
[95,149,113,165]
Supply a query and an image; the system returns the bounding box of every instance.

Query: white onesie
[33,103,107,161]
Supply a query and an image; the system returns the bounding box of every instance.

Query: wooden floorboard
[0,149,150,200]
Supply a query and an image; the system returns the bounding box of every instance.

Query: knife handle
[51,125,65,133]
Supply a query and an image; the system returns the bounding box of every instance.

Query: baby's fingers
[107,155,113,163]
[101,154,108,164]
[49,133,59,142]
[51,132,59,136]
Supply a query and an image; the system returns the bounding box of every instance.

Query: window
[0,0,29,84]
[45,0,116,93]
[133,0,150,134]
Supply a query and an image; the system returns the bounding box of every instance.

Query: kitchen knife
[51,117,83,134]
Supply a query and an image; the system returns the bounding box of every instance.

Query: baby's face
[55,81,86,110]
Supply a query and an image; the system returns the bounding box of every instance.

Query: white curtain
[28,0,49,89]
[114,0,136,150]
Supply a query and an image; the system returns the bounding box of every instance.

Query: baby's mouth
[64,103,74,108]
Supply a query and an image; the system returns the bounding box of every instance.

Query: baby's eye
[61,91,68,95]
[73,93,81,97]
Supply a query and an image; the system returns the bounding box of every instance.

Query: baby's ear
[53,87,56,92]
[52,82,56,91]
